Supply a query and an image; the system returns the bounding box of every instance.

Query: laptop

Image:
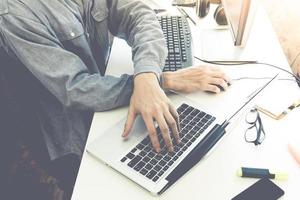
[87,94,225,195]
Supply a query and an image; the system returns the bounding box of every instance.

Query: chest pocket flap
[50,3,84,41]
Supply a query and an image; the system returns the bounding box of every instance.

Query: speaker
[196,0,228,25]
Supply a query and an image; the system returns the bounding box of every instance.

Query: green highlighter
[237,167,288,180]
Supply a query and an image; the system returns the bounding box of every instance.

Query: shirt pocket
[53,15,85,42]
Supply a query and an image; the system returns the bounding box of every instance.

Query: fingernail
[168,146,174,152]
[156,147,161,153]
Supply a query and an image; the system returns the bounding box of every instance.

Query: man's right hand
[122,73,180,153]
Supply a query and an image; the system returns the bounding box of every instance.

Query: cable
[194,56,300,85]
[232,77,295,82]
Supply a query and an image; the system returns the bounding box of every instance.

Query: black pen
[177,7,196,25]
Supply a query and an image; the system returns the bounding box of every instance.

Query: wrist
[161,72,174,90]
[134,72,160,86]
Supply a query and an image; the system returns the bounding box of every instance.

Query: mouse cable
[194,56,300,86]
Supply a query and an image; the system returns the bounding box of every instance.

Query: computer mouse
[213,81,231,92]
[214,84,225,92]
[296,75,300,88]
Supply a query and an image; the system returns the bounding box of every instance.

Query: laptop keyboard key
[145,164,153,170]
[121,157,127,162]
[159,160,167,166]
[139,151,147,157]
[126,153,135,159]
[146,170,157,179]
[168,160,174,166]
[154,165,162,171]
[153,176,160,182]
[128,155,142,168]
[136,143,144,150]
[142,156,150,163]
[150,159,158,165]
[140,168,148,175]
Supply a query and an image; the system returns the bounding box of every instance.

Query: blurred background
[261,0,300,73]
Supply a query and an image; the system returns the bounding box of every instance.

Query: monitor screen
[222,0,257,46]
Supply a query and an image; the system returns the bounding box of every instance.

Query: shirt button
[70,32,75,37]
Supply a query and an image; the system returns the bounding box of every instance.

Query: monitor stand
[198,28,257,62]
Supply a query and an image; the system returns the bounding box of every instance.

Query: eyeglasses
[244,108,266,145]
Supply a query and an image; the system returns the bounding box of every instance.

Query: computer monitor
[199,0,258,61]
[222,0,257,46]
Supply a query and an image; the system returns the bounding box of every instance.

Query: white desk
[72,2,300,199]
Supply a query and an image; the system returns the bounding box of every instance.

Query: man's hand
[162,65,231,93]
[122,73,180,153]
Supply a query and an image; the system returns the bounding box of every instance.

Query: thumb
[122,105,136,138]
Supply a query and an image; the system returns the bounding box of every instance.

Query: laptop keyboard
[120,103,216,183]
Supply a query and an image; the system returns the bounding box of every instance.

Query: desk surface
[72,1,300,199]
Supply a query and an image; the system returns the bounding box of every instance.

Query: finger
[168,104,181,144]
[142,114,161,153]
[155,113,173,152]
[122,105,137,138]
[208,69,228,79]
[205,84,221,93]
[209,78,228,91]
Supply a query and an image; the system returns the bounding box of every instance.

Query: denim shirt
[0,0,167,160]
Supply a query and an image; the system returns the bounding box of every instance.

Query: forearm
[107,0,168,76]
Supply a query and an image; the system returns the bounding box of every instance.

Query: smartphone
[232,178,285,200]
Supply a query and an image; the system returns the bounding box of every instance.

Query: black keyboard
[158,16,193,72]
[120,103,216,183]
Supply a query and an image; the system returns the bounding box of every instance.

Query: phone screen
[232,178,284,200]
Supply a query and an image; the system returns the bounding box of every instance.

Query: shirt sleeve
[105,0,168,76]
[0,15,133,112]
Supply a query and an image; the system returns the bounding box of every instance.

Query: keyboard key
[187,141,192,147]
[163,166,169,171]
[158,170,165,177]
[148,151,155,158]
[168,160,174,166]
[154,165,162,171]
[173,156,179,161]
[144,146,151,152]
[153,176,160,182]
[136,161,146,169]
[182,138,188,144]
[139,151,147,157]
[163,155,171,162]
[177,151,183,156]
[150,159,158,165]
[146,170,157,179]
[121,157,127,162]
[155,154,163,160]
[145,163,153,170]
[128,155,142,168]
[141,137,150,145]
[140,168,148,175]
[134,164,142,172]
[142,156,151,163]
[126,153,135,159]
[159,160,167,166]
[136,143,144,150]
[131,148,137,153]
